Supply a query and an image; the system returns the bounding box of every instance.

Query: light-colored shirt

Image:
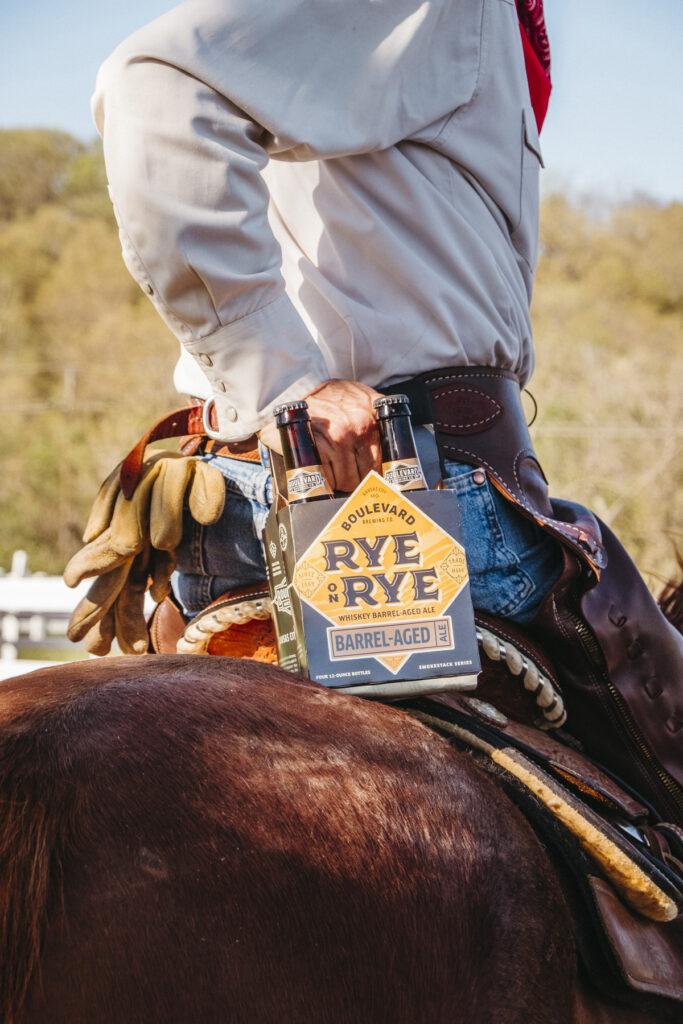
[93,0,542,441]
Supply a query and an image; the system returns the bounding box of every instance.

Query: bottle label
[286,466,332,502]
[382,458,426,491]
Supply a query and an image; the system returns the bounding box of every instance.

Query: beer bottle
[273,400,334,503]
[373,394,427,492]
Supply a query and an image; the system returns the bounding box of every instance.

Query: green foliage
[0,130,177,573]
[0,128,680,595]
[0,129,83,221]
[532,193,683,591]
[62,141,108,198]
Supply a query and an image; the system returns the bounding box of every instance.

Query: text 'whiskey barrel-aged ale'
[274,400,334,503]
[373,394,427,492]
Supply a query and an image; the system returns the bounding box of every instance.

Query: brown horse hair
[1,655,577,1024]
[0,673,81,1021]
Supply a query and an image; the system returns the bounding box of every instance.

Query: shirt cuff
[181,294,330,441]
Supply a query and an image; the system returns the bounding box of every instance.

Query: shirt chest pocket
[510,106,544,269]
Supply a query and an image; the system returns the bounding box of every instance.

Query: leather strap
[120,402,259,498]
[425,692,652,826]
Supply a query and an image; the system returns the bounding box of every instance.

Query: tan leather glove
[64,451,225,655]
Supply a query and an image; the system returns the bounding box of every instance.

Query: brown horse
[0,655,677,1023]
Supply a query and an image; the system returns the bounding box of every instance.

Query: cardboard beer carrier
[263,398,480,699]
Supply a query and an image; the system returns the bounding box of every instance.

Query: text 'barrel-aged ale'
[274,400,334,503]
[373,394,427,492]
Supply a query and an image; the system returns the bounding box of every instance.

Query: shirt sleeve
[92,0,483,439]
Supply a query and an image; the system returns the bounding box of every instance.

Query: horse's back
[2,656,574,1023]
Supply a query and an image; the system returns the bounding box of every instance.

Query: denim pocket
[443,463,536,618]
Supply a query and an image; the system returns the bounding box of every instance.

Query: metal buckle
[202,398,223,441]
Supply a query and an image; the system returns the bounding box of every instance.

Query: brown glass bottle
[373,394,427,492]
[273,400,334,503]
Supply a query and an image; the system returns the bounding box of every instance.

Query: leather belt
[383,365,606,573]
[120,400,259,499]
[382,375,435,426]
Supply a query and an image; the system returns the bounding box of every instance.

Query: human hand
[259,379,382,492]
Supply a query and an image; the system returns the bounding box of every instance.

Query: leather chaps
[384,366,683,827]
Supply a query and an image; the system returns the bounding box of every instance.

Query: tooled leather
[500,718,650,822]
[185,581,271,625]
[475,608,561,688]
[430,386,503,434]
[420,367,607,572]
[532,547,683,826]
[582,520,683,792]
[149,584,272,655]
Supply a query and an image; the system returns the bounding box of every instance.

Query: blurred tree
[0,131,680,591]
[0,129,82,221]
[532,193,682,592]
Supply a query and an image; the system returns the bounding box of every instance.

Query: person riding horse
[66,0,682,831]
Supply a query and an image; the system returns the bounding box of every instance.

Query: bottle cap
[373,394,411,418]
[273,400,308,416]
[372,394,411,409]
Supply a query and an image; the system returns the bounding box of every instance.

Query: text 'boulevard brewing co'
[263,396,480,699]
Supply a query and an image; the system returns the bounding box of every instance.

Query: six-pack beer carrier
[263,395,480,698]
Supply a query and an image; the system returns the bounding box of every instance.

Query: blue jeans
[173,449,274,615]
[172,452,562,624]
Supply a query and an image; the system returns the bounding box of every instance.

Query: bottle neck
[378,415,417,464]
[279,418,321,472]
[378,414,426,491]
[277,415,333,502]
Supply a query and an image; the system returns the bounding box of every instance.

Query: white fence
[0,551,91,679]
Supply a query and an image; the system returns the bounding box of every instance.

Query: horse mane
[0,656,572,1023]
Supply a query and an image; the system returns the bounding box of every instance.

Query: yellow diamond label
[291,472,469,673]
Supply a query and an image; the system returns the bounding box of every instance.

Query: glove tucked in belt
[64,451,225,655]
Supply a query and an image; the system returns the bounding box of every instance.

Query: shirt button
[226,407,238,422]
[216,380,227,392]
[198,353,213,367]
[472,469,486,485]
[143,282,154,295]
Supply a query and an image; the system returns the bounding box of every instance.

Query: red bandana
[516,0,552,131]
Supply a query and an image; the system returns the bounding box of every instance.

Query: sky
[1,0,682,203]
